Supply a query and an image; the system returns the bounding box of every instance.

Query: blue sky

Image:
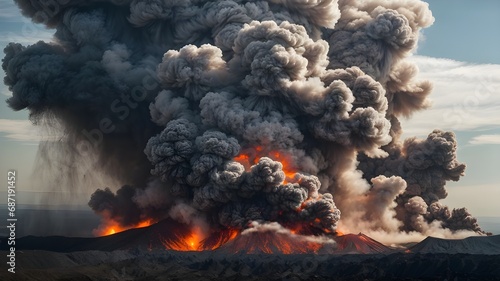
[418,0,500,64]
[0,1,499,217]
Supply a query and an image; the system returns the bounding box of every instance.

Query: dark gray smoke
[3,0,485,239]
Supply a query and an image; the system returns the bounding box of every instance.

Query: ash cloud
[3,0,486,238]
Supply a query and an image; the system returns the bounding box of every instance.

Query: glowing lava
[234,146,297,182]
[162,226,239,251]
[219,230,326,254]
[94,219,390,254]
[163,232,203,251]
[96,219,154,236]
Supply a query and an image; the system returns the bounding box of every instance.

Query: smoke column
[3,0,484,240]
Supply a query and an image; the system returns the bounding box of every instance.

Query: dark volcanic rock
[1,250,499,281]
[332,233,393,254]
[0,219,187,252]
[409,234,500,255]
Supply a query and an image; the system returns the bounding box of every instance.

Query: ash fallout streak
[3,0,484,243]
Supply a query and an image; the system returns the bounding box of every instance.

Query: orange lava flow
[97,219,154,236]
[335,229,345,236]
[225,231,324,254]
[162,225,205,251]
[162,227,239,251]
[233,146,297,183]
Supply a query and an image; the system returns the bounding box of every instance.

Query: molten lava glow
[225,231,324,254]
[233,153,251,170]
[97,219,153,236]
[163,228,240,251]
[162,225,205,251]
[270,151,296,180]
[233,147,297,182]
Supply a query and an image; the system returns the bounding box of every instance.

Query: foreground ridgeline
[1,236,499,280]
[1,220,499,280]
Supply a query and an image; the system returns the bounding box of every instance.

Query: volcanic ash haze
[3,0,485,243]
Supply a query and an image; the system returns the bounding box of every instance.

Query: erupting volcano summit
[3,0,485,246]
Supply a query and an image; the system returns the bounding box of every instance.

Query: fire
[162,225,205,251]
[201,228,239,250]
[270,151,296,180]
[162,227,239,251]
[186,232,202,250]
[233,146,297,182]
[222,230,325,254]
[233,153,251,170]
[96,219,154,236]
[335,229,345,236]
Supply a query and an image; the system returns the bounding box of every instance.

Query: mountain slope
[409,235,500,255]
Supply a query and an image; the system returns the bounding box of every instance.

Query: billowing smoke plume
[3,0,484,239]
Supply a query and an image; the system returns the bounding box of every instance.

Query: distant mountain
[409,235,500,255]
[218,231,393,254]
[332,233,393,254]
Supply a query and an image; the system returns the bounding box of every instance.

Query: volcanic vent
[2,0,486,247]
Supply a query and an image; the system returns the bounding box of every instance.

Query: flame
[233,146,297,182]
[96,219,154,236]
[233,153,251,170]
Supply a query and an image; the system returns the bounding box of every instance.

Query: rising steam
[3,0,484,241]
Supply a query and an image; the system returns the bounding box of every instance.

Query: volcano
[3,220,393,255]
[2,221,500,281]
[332,233,393,254]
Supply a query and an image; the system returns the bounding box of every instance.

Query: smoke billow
[3,0,485,240]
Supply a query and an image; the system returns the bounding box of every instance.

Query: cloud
[400,55,500,138]
[0,119,61,143]
[469,134,500,145]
